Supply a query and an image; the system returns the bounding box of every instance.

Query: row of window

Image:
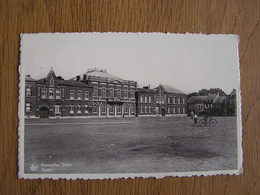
[70,90,89,100]
[140,95,152,103]
[139,106,186,114]
[93,88,135,99]
[167,97,185,104]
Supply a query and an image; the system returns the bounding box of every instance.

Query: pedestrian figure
[190,111,194,119]
[193,113,198,126]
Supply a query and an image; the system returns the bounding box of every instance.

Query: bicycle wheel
[209,118,217,126]
[199,119,206,126]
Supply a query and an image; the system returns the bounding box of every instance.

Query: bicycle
[199,116,217,127]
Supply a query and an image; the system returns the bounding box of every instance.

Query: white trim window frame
[26,87,31,96]
[54,105,61,114]
[70,90,75,100]
[70,104,74,114]
[56,89,61,99]
[84,91,89,100]
[25,102,31,112]
[49,88,54,99]
[77,90,82,100]
[41,88,47,99]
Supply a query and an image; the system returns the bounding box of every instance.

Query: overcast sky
[20,33,240,94]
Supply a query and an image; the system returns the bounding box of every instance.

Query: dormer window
[50,77,54,86]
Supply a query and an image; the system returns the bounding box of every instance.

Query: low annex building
[24,68,187,118]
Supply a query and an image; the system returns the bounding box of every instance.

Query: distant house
[187,90,236,116]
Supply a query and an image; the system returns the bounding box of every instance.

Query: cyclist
[202,109,211,126]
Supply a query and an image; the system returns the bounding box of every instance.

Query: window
[56,89,61,99]
[93,104,98,113]
[178,107,181,113]
[140,95,143,103]
[117,105,121,113]
[131,104,135,113]
[183,107,186,113]
[155,96,159,103]
[124,105,128,113]
[101,104,106,113]
[109,89,114,98]
[123,90,128,98]
[178,98,181,104]
[173,97,176,104]
[140,106,143,113]
[149,106,151,113]
[54,105,61,114]
[149,96,152,103]
[26,88,31,96]
[41,88,47,99]
[49,89,54,99]
[84,91,89,100]
[101,88,106,98]
[85,104,89,114]
[131,91,135,98]
[77,104,81,114]
[168,97,171,103]
[173,107,176,114]
[77,91,82,100]
[50,77,54,86]
[117,90,121,98]
[70,104,74,114]
[145,96,147,103]
[25,103,31,112]
[93,88,98,97]
[183,98,186,104]
[109,105,114,113]
[168,107,171,113]
[144,106,147,113]
[70,90,75,100]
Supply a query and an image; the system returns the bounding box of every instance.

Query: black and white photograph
[18,33,242,179]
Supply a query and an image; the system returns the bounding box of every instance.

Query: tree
[187,92,199,99]
[198,89,208,96]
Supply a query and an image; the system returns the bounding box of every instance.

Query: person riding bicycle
[202,108,211,126]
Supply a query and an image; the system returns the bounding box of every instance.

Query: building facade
[25,68,187,118]
[136,85,187,116]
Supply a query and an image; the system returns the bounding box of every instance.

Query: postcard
[18,32,242,179]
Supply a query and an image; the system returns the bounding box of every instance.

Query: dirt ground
[24,116,238,173]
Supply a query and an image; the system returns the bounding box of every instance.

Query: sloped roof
[154,84,185,94]
[230,89,236,96]
[187,96,207,103]
[86,69,123,81]
[163,85,185,94]
[205,94,218,101]
[25,75,36,82]
[214,96,226,104]
[57,79,91,88]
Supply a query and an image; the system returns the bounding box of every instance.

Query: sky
[20,33,240,94]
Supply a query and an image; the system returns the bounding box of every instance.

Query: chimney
[76,76,80,81]
[83,74,87,80]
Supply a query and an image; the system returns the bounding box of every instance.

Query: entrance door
[161,108,166,116]
[39,106,49,118]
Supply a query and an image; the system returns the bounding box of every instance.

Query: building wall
[25,70,187,118]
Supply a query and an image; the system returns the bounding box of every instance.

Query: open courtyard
[24,116,238,174]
